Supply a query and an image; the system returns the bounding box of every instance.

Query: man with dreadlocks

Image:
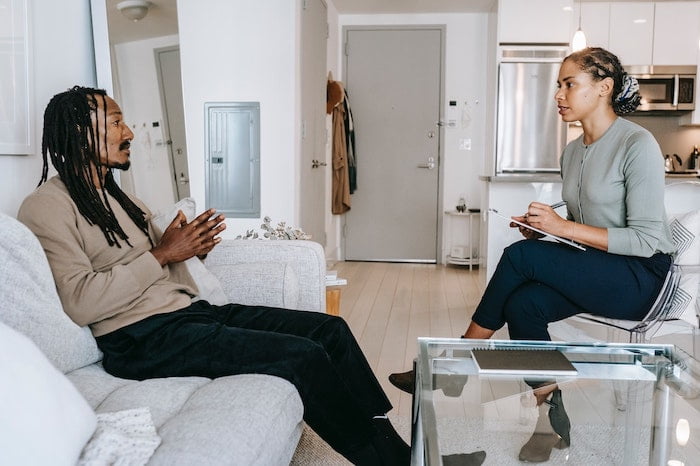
[18,86,409,466]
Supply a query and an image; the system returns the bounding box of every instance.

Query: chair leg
[612,380,628,411]
[610,330,641,412]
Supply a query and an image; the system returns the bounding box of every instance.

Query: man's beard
[110,141,131,170]
[111,161,131,171]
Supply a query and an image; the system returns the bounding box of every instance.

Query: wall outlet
[459,138,472,151]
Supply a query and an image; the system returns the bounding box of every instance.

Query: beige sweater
[18,177,197,337]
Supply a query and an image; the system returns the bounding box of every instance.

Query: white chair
[573,181,700,345]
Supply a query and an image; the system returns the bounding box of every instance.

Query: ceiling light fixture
[117,0,151,22]
[571,0,587,52]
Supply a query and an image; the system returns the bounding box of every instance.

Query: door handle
[417,156,436,170]
[312,159,328,169]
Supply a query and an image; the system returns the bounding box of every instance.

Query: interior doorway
[155,46,190,200]
[343,26,444,262]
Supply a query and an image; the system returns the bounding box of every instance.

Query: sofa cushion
[150,375,304,466]
[670,209,700,266]
[67,366,304,466]
[208,261,300,309]
[0,322,97,466]
[151,198,229,306]
[0,212,101,372]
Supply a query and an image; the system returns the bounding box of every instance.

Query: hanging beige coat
[328,80,351,214]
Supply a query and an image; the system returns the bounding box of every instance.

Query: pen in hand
[549,200,567,210]
[524,200,566,219]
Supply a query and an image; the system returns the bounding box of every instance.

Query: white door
[344,27,442,262]
[299,0,328,246]
[155,46,190,200]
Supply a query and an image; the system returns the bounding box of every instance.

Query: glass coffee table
[411,338,700,466]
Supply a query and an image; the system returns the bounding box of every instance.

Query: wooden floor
[331,261,500,417]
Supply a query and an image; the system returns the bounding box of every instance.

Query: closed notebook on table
[471,348,578,376]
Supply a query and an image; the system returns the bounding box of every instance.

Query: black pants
[96,301,393,459]
[472,239,671,340]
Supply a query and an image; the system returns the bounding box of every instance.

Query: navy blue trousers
[96,301,392,459]
[472,239,671,340]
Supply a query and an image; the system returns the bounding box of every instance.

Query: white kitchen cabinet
[652,2,700,66]
[498,0,573,44]
[574,2,610,49]
[609,2,654,65]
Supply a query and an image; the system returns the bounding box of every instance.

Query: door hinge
[344,41,349,56]
[302,0,308,10]
[301,119,307,139]
[326,22,330,39]
[343,223,348,238]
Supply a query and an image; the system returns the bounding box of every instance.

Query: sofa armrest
[204,240,326,312]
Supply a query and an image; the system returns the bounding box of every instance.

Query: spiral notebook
[471,348,578,376]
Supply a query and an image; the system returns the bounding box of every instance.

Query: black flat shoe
[389,369,469,397]
[442,450,486,466]
[546,389,571,447]
[433,373,469,397]
[389,369,415,394]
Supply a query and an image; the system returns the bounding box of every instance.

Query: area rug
[290,414,651,465]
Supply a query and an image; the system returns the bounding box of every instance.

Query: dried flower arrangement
[235,216,311,240]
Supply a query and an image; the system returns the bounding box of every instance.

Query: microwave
[625,65,695,112]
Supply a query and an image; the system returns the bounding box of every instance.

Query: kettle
[664,154,682,172]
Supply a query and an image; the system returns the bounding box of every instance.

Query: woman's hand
[151,208,227,266]
[522,201,569,237]
[510,215,544,239]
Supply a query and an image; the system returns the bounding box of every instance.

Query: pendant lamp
[572,1,587,51]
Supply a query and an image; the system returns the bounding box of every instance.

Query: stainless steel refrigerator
[496,47,568,173]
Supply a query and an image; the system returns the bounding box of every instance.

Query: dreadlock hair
[564,47,642,115]
[40,85,151,248]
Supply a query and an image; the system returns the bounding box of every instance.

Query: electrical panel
[204,102,260,218]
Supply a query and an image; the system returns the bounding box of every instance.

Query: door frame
[154,45,186,201]
[299,0,328,247]
[341,24,446,262]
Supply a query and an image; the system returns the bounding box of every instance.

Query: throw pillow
[670,209,700,266]
[668,209,700,327]
[671,271,699,327]
[0,213,101,373]
[151,198,229,306]
[0,321,97,466]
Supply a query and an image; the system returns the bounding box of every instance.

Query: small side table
[444,210,481,270]
[325,273,347,316]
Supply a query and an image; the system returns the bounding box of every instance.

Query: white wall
[0,0,95,216]
[112,35,179,213]
[334,13,490,261]
[177,0,299,239]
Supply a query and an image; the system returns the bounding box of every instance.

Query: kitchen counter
[665,172,700,179]
[480,172,699,183]
[479,174,562,183]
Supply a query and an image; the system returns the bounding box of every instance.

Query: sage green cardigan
[560,117,675,257]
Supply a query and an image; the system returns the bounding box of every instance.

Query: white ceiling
[330,0,497,14]
[106,0,178,44]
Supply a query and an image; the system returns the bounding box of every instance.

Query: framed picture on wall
[0,0,33,155]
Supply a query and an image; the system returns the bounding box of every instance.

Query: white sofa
[0,212,327,465]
